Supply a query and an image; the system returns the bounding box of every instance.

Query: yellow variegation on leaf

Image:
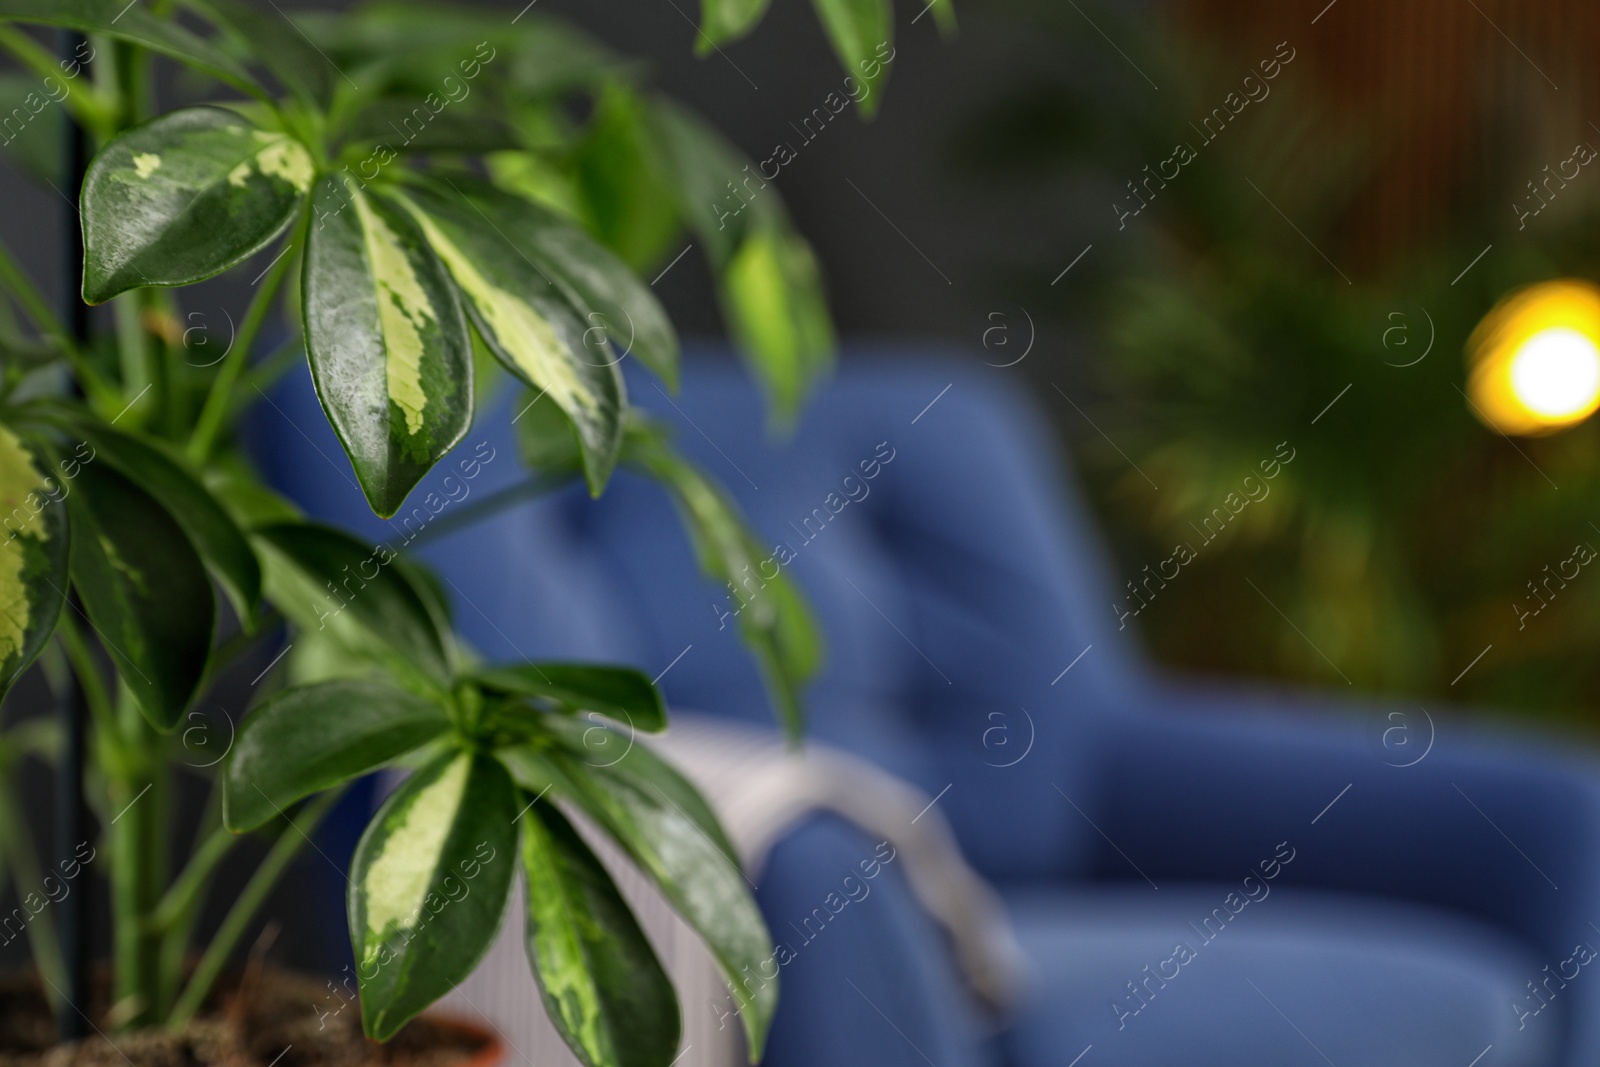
[0,425,69,698]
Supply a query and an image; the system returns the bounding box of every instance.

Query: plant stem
[0,787,68,1014]
[0,239,102,399]
[187,219,302,462]
[234,336,306,406]
[0,27,114,136]
[154,789,234,1015]
[112,292,153,429]
[402,474,571,551]
[107,689,166,1030]
[152,823,235,934]
[166,788,344,1030]
[55,614,118,746]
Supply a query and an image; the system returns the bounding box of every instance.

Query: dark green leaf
[809,0,893,119]
[253,521,451,689]
[626,432,821,739]
[697,0,773,50]
[475,663,666,733]
[303,176,474,517]
[572,84,683,284]
[510,744,777,1060]
[389,185,625,495]
[308,4,625,97]
[0,0,264,98]
[0,426,68,700]
[514,391,585,479]
[350,750,517,1041]
[184,0,336,108]
[39,411,260,620]
[540,716,739,867]
[520,801,681,1067]
[66,461,213,729]
[720,225,835,424]
[81,107,311,303]
[650,100,757,267]
[341,104,520,154]
[648,102,835,419]
[224,678,451,832]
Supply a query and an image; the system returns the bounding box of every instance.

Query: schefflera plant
[0,0,956,1063]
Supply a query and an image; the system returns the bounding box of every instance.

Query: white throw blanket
[438,714,1023,1066]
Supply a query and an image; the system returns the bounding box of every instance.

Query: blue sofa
[259,347,1600,1067]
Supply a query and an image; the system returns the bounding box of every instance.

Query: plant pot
[421,1015,504,1067]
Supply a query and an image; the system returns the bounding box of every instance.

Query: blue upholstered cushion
[1000,884,1556,1067]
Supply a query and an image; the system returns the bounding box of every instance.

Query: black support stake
[53,28,92,1044]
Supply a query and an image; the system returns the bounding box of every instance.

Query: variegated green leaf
[434,178,679,390]
[81,107,312,303]
[350,750,517,1041]
[303,177,474,517]
[388,187,625,495]
[520,801,681,1067]
[540,715,739,868]
[0,427,67,699]
[500,744,777,1060]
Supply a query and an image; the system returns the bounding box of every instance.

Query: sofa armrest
[752,814,996,1067]
[1097,682,1600,951]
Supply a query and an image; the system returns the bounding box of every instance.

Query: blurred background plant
[954,0,1600,726]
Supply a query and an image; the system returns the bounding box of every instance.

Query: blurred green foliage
[958,3,1600,726]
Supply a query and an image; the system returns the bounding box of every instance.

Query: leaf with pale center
[303,177,474,517]
[350,750,517,1041]
[388,186,625,495]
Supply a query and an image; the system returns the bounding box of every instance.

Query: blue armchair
[259,346,1600,1067]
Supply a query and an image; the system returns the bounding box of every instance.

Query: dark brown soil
[0,968,491,1067]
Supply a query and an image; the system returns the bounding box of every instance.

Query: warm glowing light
[1467,280,1600,435]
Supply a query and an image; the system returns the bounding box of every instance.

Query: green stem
[55,614,117,747]
[401,474,570,551]
[0,239,103,399]
[187,218,302,462]
[107,688,166,1030]
[0,27,115,136]
[154,788,234,1015]
[234,336,306,405]
[152,823,235,934]
[0,788,68,1016]
[112,292,153,430]
[166,788,344,1030]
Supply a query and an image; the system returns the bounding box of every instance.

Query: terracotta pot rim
[422,1013,504,1067]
